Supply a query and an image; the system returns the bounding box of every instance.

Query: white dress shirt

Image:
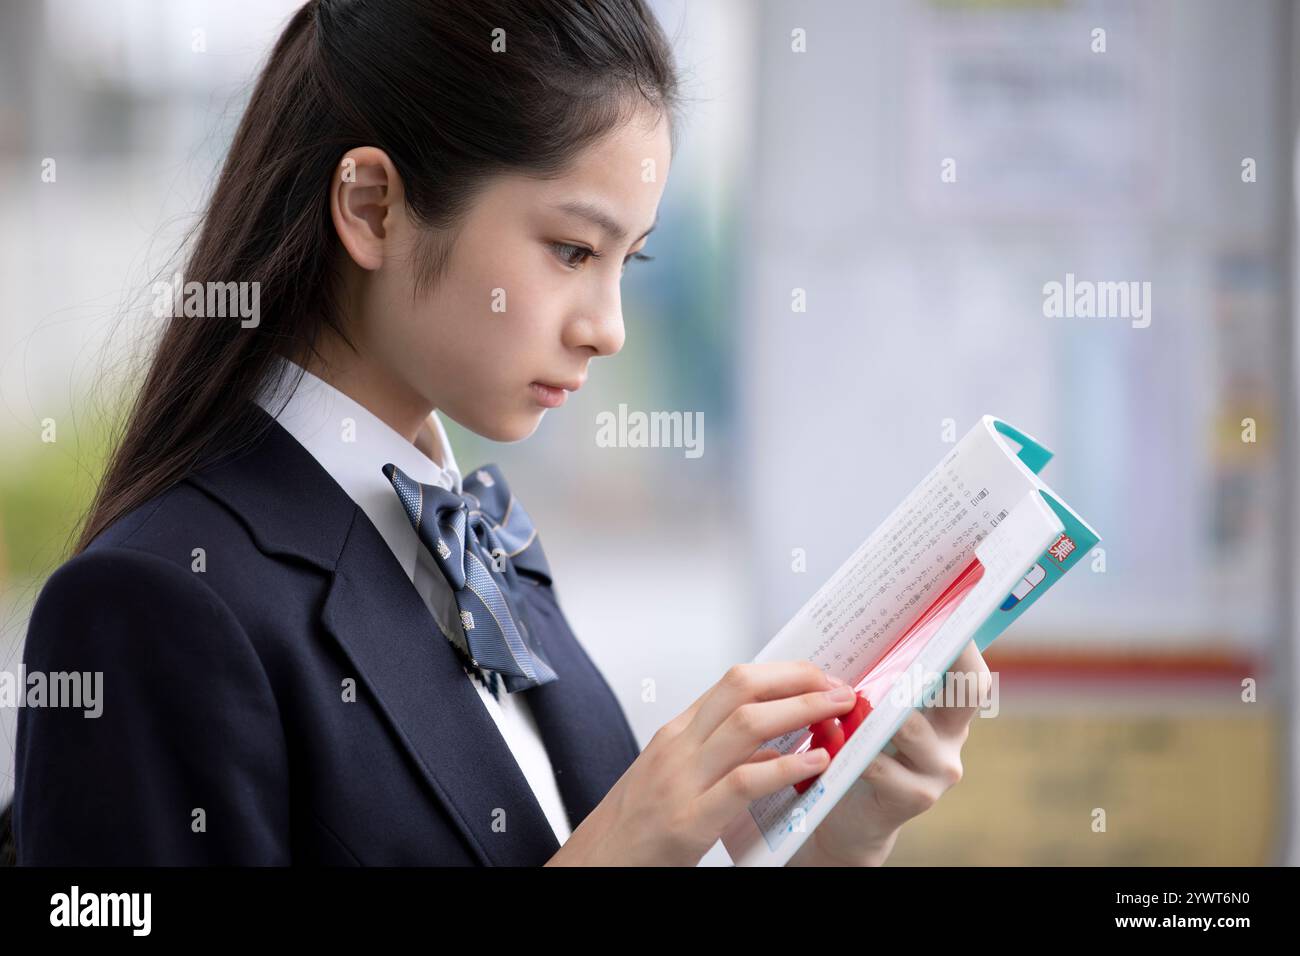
[254,355,573,847]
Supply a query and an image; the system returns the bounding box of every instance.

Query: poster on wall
[906,0,1165,221]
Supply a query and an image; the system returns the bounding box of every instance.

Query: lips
[530,382,569,407]
[533,378,584,393]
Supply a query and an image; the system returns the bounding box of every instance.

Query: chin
[475,411,544,444]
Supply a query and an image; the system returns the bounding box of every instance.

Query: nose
[565,284,626,358]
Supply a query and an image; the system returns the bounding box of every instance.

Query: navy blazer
[14,401,642,865]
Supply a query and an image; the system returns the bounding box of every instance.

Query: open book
[720,416,1100,866]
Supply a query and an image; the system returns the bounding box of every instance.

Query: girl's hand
[786,639,989,867]
[545,661,861,866]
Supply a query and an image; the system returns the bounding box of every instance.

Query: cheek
[399,235,570,414]
[431,282,557,397]
[454,261,562,357]
[479,307,555,393]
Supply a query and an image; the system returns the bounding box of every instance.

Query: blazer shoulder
[28,543,248,649]
[89,477,255,560]
[81,474,300,596]
[39,478,289,637]
[20,543,271,723]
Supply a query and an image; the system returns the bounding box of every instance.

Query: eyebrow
[551,200,657,245]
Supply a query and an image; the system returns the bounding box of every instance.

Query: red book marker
[791,556,985,794]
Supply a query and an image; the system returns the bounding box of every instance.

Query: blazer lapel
[190,401,562,866]
[321,510,562,866]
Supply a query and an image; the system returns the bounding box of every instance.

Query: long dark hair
[4,0,681,865]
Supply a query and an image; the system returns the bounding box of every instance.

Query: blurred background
[0,0,1295,866]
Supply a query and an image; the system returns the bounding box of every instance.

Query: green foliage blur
[0,396,129,589]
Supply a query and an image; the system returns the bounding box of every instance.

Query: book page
[753,419,1035,692]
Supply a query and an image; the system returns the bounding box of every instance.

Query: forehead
[558,107,672,189]
[472,108,671,235]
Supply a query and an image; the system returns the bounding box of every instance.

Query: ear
[330,147,404,271]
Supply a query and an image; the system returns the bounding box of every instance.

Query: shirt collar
[254,355,463,581]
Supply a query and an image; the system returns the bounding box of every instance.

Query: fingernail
[827,685,856,702]
[825,674,847,688]
[803,748,828,766]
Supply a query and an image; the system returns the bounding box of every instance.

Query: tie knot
[382,461,553,588]
[381,460,560,695]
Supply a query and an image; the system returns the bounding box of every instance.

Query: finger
[693,746,832,838]
[682,660,839,744]
[926,640,989,735]
[862,750,945,821]
[888,710,961,783]
[920,693,978,746]
[692,686,860,790]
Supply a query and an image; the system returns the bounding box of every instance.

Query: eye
[550,242,597,269]
[550,242,656,272]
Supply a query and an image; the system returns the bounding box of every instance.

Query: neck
[289,335,439,456]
